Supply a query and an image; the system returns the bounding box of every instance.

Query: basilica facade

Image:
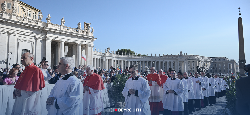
[0,0,95,68]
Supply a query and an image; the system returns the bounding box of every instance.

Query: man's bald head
[21,52,34,66]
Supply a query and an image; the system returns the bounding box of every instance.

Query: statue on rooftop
[12,3,17,14]
[38,12,43,20]
[46,14,51,23]
[91,27,94,33]
[77,22,81,29]
[61,17,65,26]
[1,1,7,12]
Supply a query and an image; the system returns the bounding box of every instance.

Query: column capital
[59,39,66,42]
[7,31,16,36]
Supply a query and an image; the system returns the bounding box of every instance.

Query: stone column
[163,61,165,72]
[167,61,169,72]
[76,43,81,67]
[86,44,93,66]
[184,61,187,72]
[151,61,152,68]
[111,59,113,68]
[45,38,52,66]
[121,60,124,70]
[93,57,96,68]
[8,32,17,68]
[105,58,108,70]
[139,61,142,72]
[60,41,65,58]
[124,60,127,69]
[158,61,161,71]
[177,61,179,72]
[128,61,130,68]
[35,37,42,65]
[0,32,8,68]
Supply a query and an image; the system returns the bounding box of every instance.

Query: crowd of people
[123,66,231,115]
[0,51,235,115]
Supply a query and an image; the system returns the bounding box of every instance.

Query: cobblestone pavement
[102,96,230,115]
[188,96,230,115]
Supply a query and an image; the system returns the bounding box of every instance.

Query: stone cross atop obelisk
[238,7,246,76]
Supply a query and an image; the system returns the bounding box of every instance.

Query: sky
[22,0,250,64]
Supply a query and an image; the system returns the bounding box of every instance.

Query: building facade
[0,0,96,68]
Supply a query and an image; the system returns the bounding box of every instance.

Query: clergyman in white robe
[46,72,83,115]
[192,73,203,110]
[122,75,151,115]
[163,76,184,114]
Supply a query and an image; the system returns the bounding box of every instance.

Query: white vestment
[208,77,216,96]
[180,79,188,102]
[201,76,209,97]
[214,77,222,92]
[46,75,83,115]
[187,77,194,100]
[192,77,203,99]
[221,79,228,91]
[11,90,43,115]
[163,78,184,111]
[122,76,151,115]
[148,81,162,102]
[82,87,104,115]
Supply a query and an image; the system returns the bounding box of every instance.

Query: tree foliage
[108,74,129,103]
[116,49,135,55]
[225,74,240,115]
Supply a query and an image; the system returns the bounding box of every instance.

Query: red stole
[14,63,45,91]
[146,73,161,86]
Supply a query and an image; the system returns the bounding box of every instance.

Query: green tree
[116,49,135,55]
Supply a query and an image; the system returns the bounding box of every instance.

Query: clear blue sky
[22,0,250,64]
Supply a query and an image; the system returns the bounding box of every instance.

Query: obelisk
[238,7,246,76]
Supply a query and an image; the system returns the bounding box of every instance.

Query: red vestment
[83,73,105,91]
[147,73,161,115]
[146,73,161,86]
[14,63,45,91]
[160,74,168,87]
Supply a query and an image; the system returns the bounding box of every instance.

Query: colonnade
[92,58,197,73]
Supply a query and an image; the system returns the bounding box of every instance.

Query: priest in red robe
[82,65,105,115]
[146,67,161,115]
[12,52,45,115]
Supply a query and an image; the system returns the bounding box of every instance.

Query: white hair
[86,65,94,71]
[60,57,75,70]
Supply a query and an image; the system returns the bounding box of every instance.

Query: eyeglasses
[46,64,49,66]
